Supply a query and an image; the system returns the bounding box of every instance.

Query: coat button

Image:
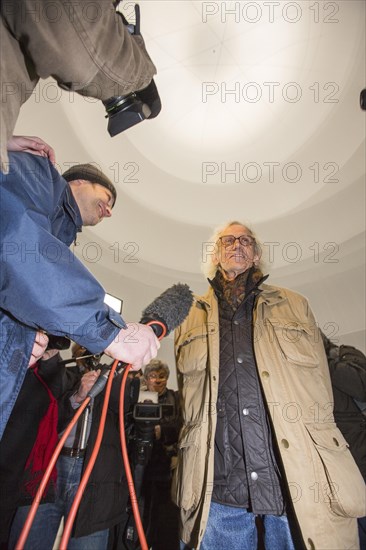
[233,320,239,325]
[237,357,244,364]
[332,438,339,446]
[262,371,270,378]
[281,439,289,449]
[250,472,258,481]
[243,408,249,416]
[307,539,315,550]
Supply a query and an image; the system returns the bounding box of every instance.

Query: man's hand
[104,323,160,370]
[41,349,60,362]
[7,136,56,165]
[29,331,49,367]
[155,425,162,440]
[74,369,101,403]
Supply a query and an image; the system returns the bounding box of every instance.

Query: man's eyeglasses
[147,373,167,380]
[218,235,255,248]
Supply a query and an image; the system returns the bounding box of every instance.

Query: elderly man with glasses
[173,221,365,550]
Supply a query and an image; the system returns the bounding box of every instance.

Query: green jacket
[173,283,365,550]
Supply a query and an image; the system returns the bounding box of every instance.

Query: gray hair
[201,220,264,279]
[144,359,170,380]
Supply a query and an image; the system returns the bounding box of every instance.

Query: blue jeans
[181,502,295,550]
[9,455,109,550]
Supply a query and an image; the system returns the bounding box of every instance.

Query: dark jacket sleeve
[108,373,140,415]
[37,354,78,397]
[160,389,182,446]
[328,345,366,402]
[37,356,82,431]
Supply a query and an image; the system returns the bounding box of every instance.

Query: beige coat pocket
[172,424,203,511]
[305,423,366,517]
[176,325,210,375]
[267,318,319,367]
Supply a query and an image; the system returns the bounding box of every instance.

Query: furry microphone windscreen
[140,283,193,335]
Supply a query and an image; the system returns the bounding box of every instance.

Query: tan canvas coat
[173,284,366,550]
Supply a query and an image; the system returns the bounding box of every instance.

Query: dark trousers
[142,477,179,550]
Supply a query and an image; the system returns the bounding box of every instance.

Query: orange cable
[119,320,167,550]
[58,359,118,549]
[119,363,148,550]
[18,321,166,550]
[15,398,91,550]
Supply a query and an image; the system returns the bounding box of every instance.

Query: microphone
[87,283,193,397]
[140,283,194,337]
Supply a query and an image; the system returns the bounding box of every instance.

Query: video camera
[103,3,162,135]
[128,393,174,467]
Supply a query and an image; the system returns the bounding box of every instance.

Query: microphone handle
[141,319,167,339]
[88,366,116,398]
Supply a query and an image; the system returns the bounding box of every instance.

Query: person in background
[0,347,75,548]
[173,220,366,550]
[8,343,141,549]
[140,359,181,550]
[321,332,366,548]
[128,368,144,382]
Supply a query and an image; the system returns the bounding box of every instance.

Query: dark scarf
[210,266,265,310]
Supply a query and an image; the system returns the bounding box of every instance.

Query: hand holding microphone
[104,323,160,370]
[104,283,194,369]
[60,284,193,550]
[93,284,193,399]
[74,369,102,403]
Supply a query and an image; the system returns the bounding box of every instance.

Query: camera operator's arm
[1,0,157,170]
[2,1,156,98]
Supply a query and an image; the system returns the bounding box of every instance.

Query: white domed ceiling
[15,0,365,350]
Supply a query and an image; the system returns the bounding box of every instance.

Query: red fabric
[23,365,58,498]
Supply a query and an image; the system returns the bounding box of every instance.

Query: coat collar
[197,280,286,309]
[64,184,83,232]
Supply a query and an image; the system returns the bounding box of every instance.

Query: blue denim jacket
[0,152,125,438]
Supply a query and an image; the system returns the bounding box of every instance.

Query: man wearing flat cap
[0,151,159,439]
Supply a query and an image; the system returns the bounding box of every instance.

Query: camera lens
[103,93,151,136]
